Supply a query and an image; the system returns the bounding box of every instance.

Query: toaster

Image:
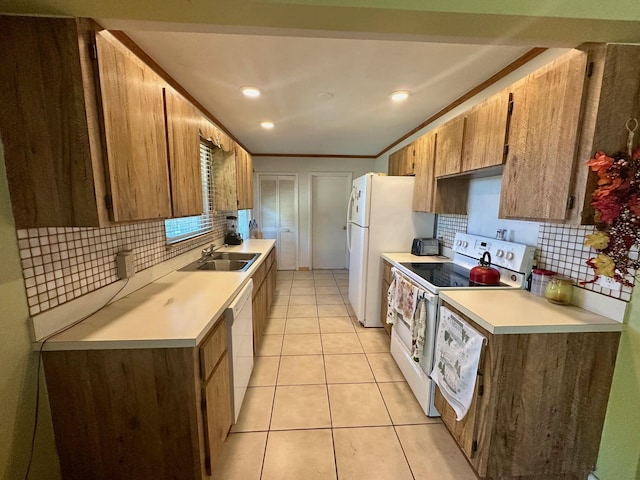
[411,238,439,256]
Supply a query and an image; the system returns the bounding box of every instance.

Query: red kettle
[469,252,501,285]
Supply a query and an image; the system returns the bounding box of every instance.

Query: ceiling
[120,29,531,157]
[9,1,635,158]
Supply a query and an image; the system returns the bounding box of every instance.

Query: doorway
[256,174,298,270]
[310,172,352,270]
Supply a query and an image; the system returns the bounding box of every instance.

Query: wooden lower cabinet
[380,260,393,336]
[252,247,277,354]
[203,352,232,473]
[43,315,233,479]
[435,303,620,480]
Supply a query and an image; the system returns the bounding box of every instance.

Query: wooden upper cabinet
[0,16,179,227]
[461,89,511,172]
[434,116,466,177]
[499,49,588,221]
[412,132,437,212]
[212,142,253,212]
[567,43,640,225]
[164,88,203,218]
[388,143,415,176]
[0,16,110,228]
[235,145,253,210]
[95,32,172,222]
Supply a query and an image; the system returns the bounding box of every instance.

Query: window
[164,141,215,244]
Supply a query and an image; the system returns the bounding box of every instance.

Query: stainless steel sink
[197,260,249,271]
[179,252,260,272]
[211,252,260,261]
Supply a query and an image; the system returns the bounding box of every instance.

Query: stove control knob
[456,240,463,247]
[462,241,468,248]
[506,251,515,260]
[496,249,505,257]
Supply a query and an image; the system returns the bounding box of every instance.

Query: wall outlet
[598,275,621,292]
[116,250,135,279]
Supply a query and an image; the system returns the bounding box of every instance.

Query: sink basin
[211,252,260,261]
[179,252,260,272]
[197,260,249,271]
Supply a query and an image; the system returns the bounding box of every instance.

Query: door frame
[255,172,300,271]
[308,172,353,270]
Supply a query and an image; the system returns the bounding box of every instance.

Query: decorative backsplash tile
[436,214,469,248]
[17,213,230,316]
[536,223,634,302]
[436,215,635,302]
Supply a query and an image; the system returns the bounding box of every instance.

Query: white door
[257,174,298,270]
[311,173,351,270]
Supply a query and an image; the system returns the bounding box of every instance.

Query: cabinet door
[0,16,109,228]
[164,88,203,217]
[380,261,393,336]
[388,149,402,175]
[412,132,437,212]
[212,148,238,211]
[95,32,172,222]
[203,352,232,473]
[434,116,466,177]
[252,279,268,355]
[388,144,415,176]
[499,50,587,221]
[462,89,511,172]
[235,145,254,210]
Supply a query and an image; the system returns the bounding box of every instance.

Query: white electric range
[388,233,535,416]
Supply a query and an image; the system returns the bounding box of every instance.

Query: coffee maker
[224,216,243,245]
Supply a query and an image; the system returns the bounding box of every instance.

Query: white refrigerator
[347,173,435,327]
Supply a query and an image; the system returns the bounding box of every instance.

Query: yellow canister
[545,276,574,305]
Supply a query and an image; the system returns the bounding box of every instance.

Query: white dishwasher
[225,279,254,423]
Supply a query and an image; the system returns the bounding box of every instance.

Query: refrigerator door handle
[346,186,356,252]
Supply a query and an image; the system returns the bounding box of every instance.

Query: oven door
[390,288,439,416]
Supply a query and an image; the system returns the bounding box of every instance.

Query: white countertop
[42,240,275,351]
[381,252,452,264]
[440,290,623,335]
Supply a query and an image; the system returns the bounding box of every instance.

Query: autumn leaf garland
[583,147,640,287]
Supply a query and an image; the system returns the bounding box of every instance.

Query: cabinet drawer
[252,262,266,292]
[267,248,276,268]
[200,316,227,381]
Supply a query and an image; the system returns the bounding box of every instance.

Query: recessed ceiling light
[389,90,411,102]
[261,121,274,130]
[241,86,261,98]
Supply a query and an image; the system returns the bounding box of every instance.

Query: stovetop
[395,233,535,293]
[399,262,510,289]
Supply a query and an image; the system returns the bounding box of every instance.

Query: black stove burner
[399,262,508,288]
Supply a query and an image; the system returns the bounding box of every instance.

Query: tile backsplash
[436,214,469,249]
[536,223,633,302]
[17,213,230,316]
[436,214,635,302]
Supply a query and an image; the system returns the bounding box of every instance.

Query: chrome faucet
[199,243,228,262]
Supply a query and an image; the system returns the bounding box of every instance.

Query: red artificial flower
[587,152,614,174]
[592,194,622,224]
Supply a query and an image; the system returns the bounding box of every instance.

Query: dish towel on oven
[430,305,486,420]
[386,268,418,325]
[386,269,429,362]
[411,296,428,362]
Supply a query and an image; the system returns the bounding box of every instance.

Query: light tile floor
[217,270,477,480]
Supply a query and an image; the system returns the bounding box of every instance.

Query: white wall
[467,176,540,245]
[252,156,376,268]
